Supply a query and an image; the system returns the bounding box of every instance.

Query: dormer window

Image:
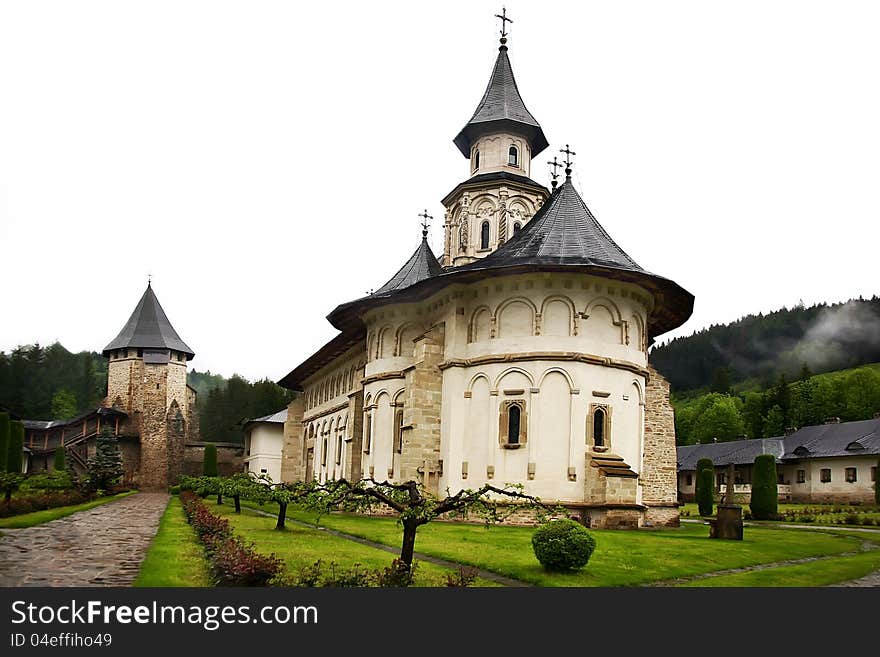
[480,221,490,249]
[474,150,480,171]
[508,146,518,167]
[513,222,522,234]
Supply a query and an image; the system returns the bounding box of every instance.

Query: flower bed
[0,490,90,518]
[179,490,282,586]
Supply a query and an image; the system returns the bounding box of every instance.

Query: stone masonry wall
[641,365,680,526]
[106,360,134,411]
[401,323,445,495]
[280,396,305,483]
[139,363,169,490]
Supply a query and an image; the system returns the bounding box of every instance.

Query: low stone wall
[644,505,680,527]
[183,442,244,478]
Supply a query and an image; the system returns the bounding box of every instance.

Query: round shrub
[531,519,596,571]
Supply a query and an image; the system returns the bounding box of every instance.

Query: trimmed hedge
[696,458,715,516]
[203,444,218,477]
[0,490,90,518]
[0,412,9,473]
[180,491,281,586]
[751,454,778,520]
[53,447,66,471]
[876,457,880,505]
[531,519,596,571]
[7,421,24,474]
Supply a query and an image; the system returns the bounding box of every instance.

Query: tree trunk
[4,489,10,503]
[399,519,420,571]
[217,493,223,505]
[276,502,288,530]
[233,494,241,513]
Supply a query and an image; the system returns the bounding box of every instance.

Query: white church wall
[244,423,283,484]
[470,132,532,177]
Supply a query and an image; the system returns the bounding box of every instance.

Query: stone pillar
[641,366,680,526]
[280,395,305,483]
[401,323,445,495]
[345,390,364,481]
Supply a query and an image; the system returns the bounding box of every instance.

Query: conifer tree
[86,427,124,491]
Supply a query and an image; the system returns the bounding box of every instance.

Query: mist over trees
[651,297,880,393]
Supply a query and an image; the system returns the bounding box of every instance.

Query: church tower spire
[442,9,550,267]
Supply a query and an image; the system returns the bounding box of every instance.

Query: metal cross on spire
[418,209,433,239]
[495,6,513,39]
[547,156,563,189]
[147,272,152,286]
[560,144,576,179]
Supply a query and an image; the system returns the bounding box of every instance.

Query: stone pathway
[0,492,169,587]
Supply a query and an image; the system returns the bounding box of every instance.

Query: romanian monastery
[276,18,695,528]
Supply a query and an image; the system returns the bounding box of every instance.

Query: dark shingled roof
[782,418,880,459]
[102,284,194,359]
[453,43,548,158]
[677,439,786,471]
[372,236,444,296]
[441,170,548,206]
[676,418,880,470]
[277,330,364,391]
[325,181,693,339]
[455,179,695,337]
[467,179,643,270]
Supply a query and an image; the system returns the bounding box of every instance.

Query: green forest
[672,364,880,445]
[650,297,880,445]
[651,297,880,392]
[0,342,293,443]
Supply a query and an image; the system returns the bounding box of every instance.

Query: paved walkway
[0,492,169,587]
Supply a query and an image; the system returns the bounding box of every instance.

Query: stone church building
[277,25,694,528]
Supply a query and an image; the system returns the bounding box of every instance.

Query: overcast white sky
[1,1,878,382]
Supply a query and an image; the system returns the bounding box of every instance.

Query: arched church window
[508,146,518,167]
[590,405,610,449]
[474,150,480,171]
[480,221,490,249]
[393,407,404,453]
[335,434,343,465]
[499,400,526,447]
[513,222,522,234]
[321,436,328,467]
[508,405,521,444]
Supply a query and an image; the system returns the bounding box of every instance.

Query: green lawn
[215,503,501,587]
[0,491,136,529]
[681,550,880,587]
[134,497,210,587]
[287,508,869,587]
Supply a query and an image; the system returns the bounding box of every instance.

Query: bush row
[0,490,90,518]
[180,491,283,586]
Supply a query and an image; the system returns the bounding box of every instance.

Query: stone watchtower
[443,29,550,267]
[102,282,197,490]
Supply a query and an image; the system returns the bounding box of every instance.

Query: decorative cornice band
[360,370,407,387]
[438,352,649,378]
[303,400,350,423]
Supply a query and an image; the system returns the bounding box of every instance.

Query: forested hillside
[0,342,293,443]
[651,297,880,393]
